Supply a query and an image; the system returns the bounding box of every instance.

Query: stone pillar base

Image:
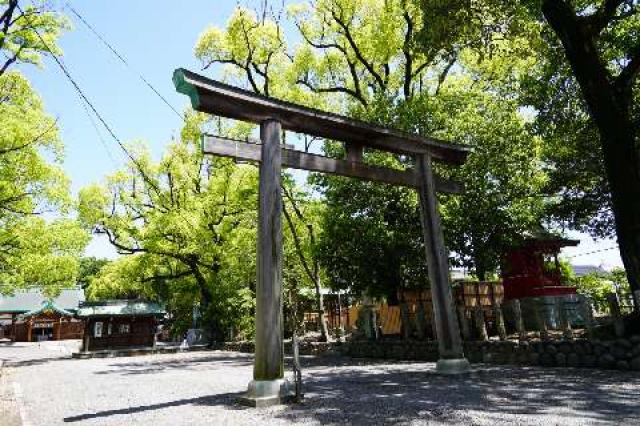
[237,378,295,408]
[436,358,471,375]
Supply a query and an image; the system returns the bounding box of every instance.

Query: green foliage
[573,273,616,313]
[570,267,631,313]
[0,1,70,74]
[79,112,261,339]
[417,0,640,239]
[0,217,88,295]
[314,172,427,298]
[0,70,87,294]
[191,1,553,294]
[77,257,110,288]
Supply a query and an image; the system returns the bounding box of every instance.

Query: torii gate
[173,68,472,406]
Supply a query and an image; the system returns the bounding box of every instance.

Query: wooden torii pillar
[174,69,472,406]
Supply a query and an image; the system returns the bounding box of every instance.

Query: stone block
[630,335,640,345]
[540,353,554,367]
[616,360,630,371]
[582,354,597,368]
[558,343,572,354]
[616,339,633,349]
[517,353,529,365]
[555,353,567,367]
[528,352,540,365]
[546,344,558,355]
[593,344,606,356]
[598,354,616,369]
[436,358,471,374]
[238,378,294,408]
[567,353,580,367]
[631,356,640,371]
[611,346,628,360]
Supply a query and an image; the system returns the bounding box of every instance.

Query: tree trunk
[314,275,330,342]
[543,1,640,305]
[191,265,214,344]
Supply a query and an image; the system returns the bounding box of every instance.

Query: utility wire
[65,2,184,121]
[17,3,162,194]
[78,97,119,166]
[565,245,619,259]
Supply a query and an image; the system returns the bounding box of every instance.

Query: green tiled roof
[16,300,74,321]
[77,300,165,317]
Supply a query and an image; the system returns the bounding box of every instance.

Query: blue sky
[18,0,623,269]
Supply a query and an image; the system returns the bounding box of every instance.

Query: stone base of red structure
[504,294,587,331]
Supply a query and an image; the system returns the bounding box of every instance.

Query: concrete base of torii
[436,358,471,375]
[237,378,295,408]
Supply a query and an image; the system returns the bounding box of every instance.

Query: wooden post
[511,299,527,341]
[494,304,507,341]
[607,292,625,338]
[415,302,427,340]
[417,154,468,373]
[254,119,284,381]
[240,120,292,407]
[81,319,91,352]
[346,142,363,162]
[371,307,379,340]
[557,298,573,340]
[474,306,489,341]
[400,301,412,340]
[457,306,471,341]
[535,300,549,341]
[578,295,594,338]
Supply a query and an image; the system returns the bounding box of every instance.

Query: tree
[281,181,331,341]
[195,1,549,294]
[0,4,87,294]
[0,217,88,295]
[79,113,260,341]
[418,0,640,303]
[77,257,110,289]
[195,6,340,339]
[290,0,545,282]
[0,0,69,75]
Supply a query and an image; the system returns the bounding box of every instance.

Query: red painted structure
[502,236,579,300]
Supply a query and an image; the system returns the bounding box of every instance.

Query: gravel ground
[1,341,640,425]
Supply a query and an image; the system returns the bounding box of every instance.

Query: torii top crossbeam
[173,68,470,165]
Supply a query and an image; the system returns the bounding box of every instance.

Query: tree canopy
[418,0,640,299]
[0,1,87,295]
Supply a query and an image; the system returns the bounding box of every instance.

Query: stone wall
[339,336,640,371]
[212,340,335,356]
[212,336,640,371]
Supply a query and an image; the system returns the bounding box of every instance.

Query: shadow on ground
[61,353,640,425]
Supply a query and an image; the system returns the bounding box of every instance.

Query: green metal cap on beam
[173,68,200,109]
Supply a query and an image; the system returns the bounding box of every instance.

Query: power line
[565,245,619,259]
[65,2,184,121]
[78,99,118,166]
[17,3,162,194]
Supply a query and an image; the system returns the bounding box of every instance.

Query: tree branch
[0,118,59,155]
[616,42,640,92]
[329,7,386,92]
[582,0,629,36]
